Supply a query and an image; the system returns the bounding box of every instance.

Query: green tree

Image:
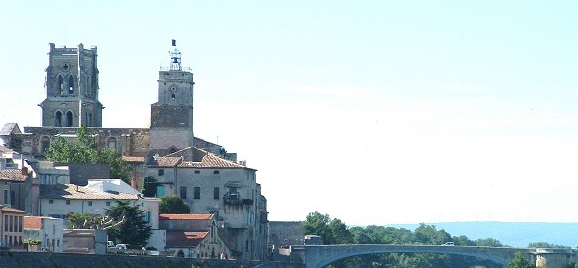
[301,211,352,245]
[45,127,131,184]
[106,201,152,245]
[476,238,505,247]
[159,195,191,214]
[506,252,535,268]
[528,242,569,249]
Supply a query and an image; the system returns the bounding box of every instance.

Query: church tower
[149,40,195,155]
[39,43,103,127]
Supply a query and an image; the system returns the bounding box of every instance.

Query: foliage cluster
[301,211,539,268]
[45,127,132,184]
[106,201,152,246]
[159,195,191,214]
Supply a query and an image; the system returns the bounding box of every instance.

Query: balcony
[223,192,253,206]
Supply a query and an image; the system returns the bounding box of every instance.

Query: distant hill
[384,222,578,248]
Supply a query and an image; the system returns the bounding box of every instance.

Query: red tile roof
[154,156,183,167]
[0,145,16,153]
[122,156,146,163]
[0,206,25,214]
[166,231,208,247]
[23,216,43,229]
[159,214,213,220]
[179,152,249,169]
[0,169,27,182]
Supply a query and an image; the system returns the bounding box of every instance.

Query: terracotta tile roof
[40,184,139,200]
[159,214,213,220]
[179,152,249,169]
[0,205,25,214]
[152,156,183,167]
[0,145,16,153]
[122,156,146,163]
[0,169,27,182]
[24,216,44,229]
[166,230,208,247]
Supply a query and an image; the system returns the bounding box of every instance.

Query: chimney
[21,167,28,176]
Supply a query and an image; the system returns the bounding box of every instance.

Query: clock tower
[39,43,103,127]
[150,40,195,155]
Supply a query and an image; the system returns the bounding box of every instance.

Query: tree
[506,252,535,268]
[45,127,132,184]
[527,242,569,249]
[159,195,191,214]
[106,201,152,245]
[301,211,352,245]
[67,212,124,230]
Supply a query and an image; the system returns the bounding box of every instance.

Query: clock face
[169,85,177,100]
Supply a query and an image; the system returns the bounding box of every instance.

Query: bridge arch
[291,245,534,268]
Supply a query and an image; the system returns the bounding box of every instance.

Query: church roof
[40,184,139,200]
[0,123,21,136]
[0,169,27,182]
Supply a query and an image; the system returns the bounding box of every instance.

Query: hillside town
[0,42,272,260]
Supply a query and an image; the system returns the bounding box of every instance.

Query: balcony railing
[223,192,253,206]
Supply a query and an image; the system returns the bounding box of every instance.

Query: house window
[41,137,50,153]
[194,170,200,174]
[194,187,200,199]
[106,201,111,206]
[3,189,7,205]
[48,199,54,204]
[213,187,220,200]
[158,169,164,176]
[213,170,220,175]
[88,201,93,206]
[180,186,187,199]
[66,200,70,205]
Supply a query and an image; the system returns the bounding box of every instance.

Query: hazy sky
[1,1,578,225]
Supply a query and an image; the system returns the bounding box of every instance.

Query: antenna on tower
[169,39,182,71]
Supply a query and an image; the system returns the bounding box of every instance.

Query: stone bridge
[285,245,576,268]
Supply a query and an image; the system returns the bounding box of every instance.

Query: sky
[1,1,578,226]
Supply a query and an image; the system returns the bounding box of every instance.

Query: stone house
[23,216,64,252]
[39,181,159,230]
[146,147,268,260]
[0,205,25,249]
[159,213,232,259]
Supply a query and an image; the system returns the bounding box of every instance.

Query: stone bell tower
[39,43,103,127]
[149,40,195,155]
